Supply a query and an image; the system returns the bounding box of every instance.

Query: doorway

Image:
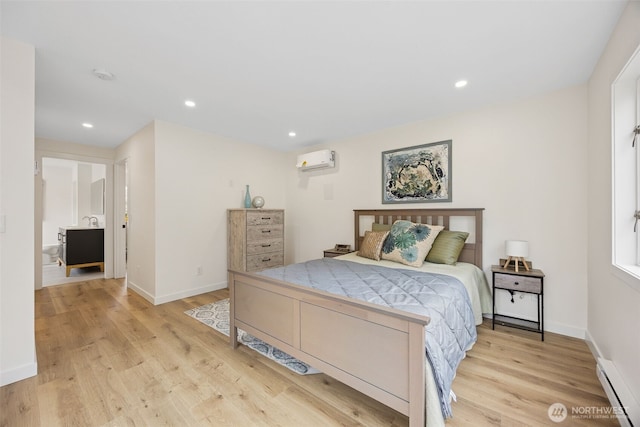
[41,157,106,286]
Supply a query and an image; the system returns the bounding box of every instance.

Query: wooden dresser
[227,209,284,272]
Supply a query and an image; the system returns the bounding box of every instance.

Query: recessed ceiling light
[288,131,296,137]
[185,100,196,108]
[455,80,468,88]
[82,123,94,128]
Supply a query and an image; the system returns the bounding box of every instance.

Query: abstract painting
[382,140,451,203]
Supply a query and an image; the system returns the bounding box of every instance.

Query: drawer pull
[262,217,271,220]
[262,258,271,262]
[514,281,519,286]
[262,230,271,233]
[261,244,271,247]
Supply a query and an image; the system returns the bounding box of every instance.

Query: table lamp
[503,240,530,272]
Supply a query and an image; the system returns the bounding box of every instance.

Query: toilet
[43,245,59,264]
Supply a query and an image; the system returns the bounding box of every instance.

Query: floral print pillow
[381,220,444,267]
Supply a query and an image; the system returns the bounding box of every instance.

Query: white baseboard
[584,329,601,358]
[544,320,585,339]
[482,314,586,339]
[0,361,37,387]
[153,281,227,305]
[126,280,227,305]
[126,280,155,304]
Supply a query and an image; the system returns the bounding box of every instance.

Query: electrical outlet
[196,266,202,276]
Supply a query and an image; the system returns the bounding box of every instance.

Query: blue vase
[244,185,252,208]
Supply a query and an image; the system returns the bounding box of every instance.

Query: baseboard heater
[597,358,639,427]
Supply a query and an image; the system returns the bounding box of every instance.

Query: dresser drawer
[494,273,542,293]
[247,224,283,240]
[246,252,284,272]
[247,238,284,255]
[247,211,284,226]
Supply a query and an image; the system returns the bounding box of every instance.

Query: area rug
[185,299,320,375]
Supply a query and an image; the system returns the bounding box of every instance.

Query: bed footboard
[228,270,430,427]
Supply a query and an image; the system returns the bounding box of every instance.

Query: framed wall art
[382,140,451,204]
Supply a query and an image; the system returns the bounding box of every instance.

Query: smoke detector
[92,68,115,81]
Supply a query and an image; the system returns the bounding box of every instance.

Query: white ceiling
[1,1,628,152]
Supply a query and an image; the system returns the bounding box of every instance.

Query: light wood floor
[1,278,618,426]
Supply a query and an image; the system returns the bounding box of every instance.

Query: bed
[227,208,490,426]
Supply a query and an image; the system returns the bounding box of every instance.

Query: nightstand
[491,265,545,341]
[323,249,354,258]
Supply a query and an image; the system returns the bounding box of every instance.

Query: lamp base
[502,256,530,272]
[500,258,533,270]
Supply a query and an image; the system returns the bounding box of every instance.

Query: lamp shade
[505,240,529,258]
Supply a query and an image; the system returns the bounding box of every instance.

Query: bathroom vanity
[58,227,104,277]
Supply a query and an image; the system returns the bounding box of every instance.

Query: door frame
[114,158,127,279]
[34,148,115,289]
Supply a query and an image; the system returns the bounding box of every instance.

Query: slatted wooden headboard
[354,208,484,268]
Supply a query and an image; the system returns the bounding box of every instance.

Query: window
[612,43,640,293]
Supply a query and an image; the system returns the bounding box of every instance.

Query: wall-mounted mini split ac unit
[296,149,335,171]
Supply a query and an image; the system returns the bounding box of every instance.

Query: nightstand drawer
[494,273,541,293]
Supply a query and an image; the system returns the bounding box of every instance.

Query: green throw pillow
[371,223,392,232]
[425,230,469,265]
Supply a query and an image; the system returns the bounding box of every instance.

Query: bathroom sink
[63,225,104,230]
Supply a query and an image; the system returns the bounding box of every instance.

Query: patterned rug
[184,299,320,375]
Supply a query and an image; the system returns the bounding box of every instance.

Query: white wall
[0,37,37,386]
[587,0,640,413]
[77,163,92,222]
[42,162,74,247]
[134,120,288,303]
[115,123,157,301]
[286,84,588,338]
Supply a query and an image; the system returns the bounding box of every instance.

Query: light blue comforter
[257,258,477,418]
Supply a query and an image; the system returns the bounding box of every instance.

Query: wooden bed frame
[228,208,484,427]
